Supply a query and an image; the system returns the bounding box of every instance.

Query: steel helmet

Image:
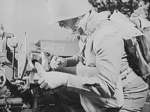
[47,0,92,24]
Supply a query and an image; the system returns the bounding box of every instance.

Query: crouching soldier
[35,0,149,112]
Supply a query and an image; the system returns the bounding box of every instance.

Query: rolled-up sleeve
[66,32,124,98]
[65,55,80,67]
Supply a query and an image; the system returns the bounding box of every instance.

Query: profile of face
[58,16,86,40]
[58,17,80,31]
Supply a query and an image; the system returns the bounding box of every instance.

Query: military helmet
[47,0,92,24]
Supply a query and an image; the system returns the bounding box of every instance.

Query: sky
[0,0,76,43]
[0,0,91,42]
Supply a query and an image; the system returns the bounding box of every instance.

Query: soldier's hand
[50,56,67,70]
[34,62,68,90]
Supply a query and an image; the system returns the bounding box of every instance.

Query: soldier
[108,0,150,112]
[36,0,149,112]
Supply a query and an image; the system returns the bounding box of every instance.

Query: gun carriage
[0,30,62,112]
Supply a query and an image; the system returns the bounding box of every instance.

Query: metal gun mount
[0,49,57,112]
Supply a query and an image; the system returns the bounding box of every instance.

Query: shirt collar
[110,10,143,39]
[111,10,135,28]
[78,10,111,34]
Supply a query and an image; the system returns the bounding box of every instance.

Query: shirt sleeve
[66,32,124,98]
[57,54,80,74]
[65,54,80,67]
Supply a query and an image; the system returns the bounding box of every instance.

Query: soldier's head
[47,0,91,35]
[47,0,91,24]
[88,0,118,13]
[116,0,140,16]
[58,16,83,33]
[117,0,150,18]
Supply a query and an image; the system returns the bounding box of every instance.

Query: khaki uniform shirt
[61,10,149,112]
[65,10,124,112]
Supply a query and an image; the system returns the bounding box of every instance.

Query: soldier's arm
[66,33,124,98]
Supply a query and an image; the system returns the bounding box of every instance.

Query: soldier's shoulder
[93,21,119,40]
[93,24,123,49]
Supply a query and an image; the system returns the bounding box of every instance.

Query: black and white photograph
[0,0,150,112]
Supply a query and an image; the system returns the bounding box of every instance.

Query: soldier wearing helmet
[35,0,148,112]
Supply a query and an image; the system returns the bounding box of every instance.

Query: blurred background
[0,0,77,42]
[0,0,79,56]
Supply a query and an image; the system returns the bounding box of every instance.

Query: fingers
[50,56,59,70]
[35,74,49,90]
[50,56,66,70]
[40,81,49,89]
[36,71,66,90]
[37,76,45,84]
